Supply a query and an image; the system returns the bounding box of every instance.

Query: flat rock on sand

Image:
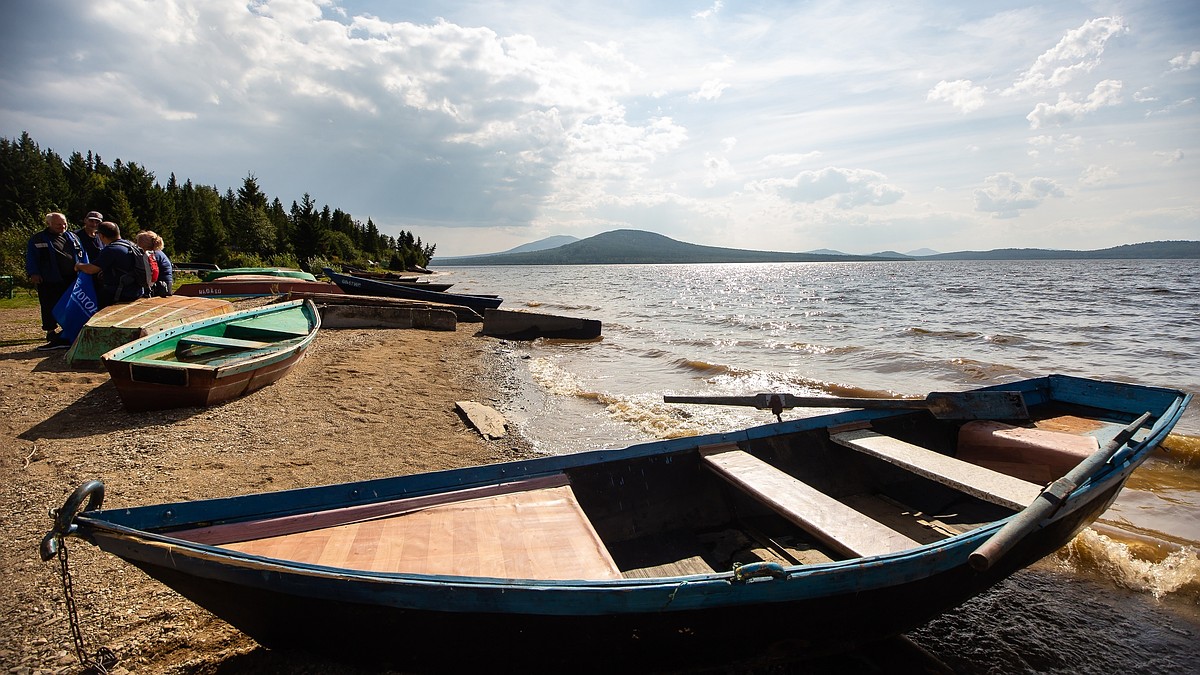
[0,304,537,674]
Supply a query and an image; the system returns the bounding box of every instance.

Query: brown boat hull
[176,278,344,297]
[104,344,311,411]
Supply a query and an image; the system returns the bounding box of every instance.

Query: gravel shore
[0,304,538,674]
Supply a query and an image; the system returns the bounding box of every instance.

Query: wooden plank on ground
[830,429,1043,510]
[699,444,920,559]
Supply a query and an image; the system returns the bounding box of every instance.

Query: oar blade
[925,391,1028,420]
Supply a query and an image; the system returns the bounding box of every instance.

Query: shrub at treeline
[0,132,436,285]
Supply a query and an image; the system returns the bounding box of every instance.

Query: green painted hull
[202,268,316,282]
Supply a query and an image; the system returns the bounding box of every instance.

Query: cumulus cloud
[749,167,905,208]
[927,79,986,113]
[1168,50,1200,72]
[1006,17,1127,96]
[974,173,1065,218]
[689,78,729,102]
[1080,164,1117,187]
[1027,134,1082,157]
[12,0,695,229]
[1026,80,1123,128]
[1154,149,1184,164]
[693,1,724,21]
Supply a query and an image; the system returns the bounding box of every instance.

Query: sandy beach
[0,304,539,674]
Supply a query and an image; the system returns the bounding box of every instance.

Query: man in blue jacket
[74,210,105,262]
[25,212,86,350]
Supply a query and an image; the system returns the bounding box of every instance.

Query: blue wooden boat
[324,267,501,312]
[40,375,1189,671]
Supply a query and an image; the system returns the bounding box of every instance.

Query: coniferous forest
[0,132,435,285]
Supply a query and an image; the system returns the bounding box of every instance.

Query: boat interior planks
[830,429,1046,510]
[222,479,623,581]
[700,443,921,558]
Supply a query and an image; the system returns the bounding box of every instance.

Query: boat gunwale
[100,299,320,375]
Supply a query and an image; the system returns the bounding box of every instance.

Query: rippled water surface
[442,259,1200,671]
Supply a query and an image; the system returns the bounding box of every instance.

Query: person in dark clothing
[74,210,105,262]
[73,221,147,308]
[136,230,173,296]
[25,212,85,350]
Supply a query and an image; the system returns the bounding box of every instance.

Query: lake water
[441,259,1199,671]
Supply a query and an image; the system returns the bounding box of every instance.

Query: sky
[1,1,1197,256]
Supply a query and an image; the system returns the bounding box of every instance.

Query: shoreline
[0,304,540,673]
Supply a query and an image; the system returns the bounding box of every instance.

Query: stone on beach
[455,401,508,439]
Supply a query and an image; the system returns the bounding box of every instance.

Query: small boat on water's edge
[99,299,320,411]
[324,267,501,312]
[41,375,1189,671]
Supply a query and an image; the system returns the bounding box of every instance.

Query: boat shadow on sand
[17,372,212,442]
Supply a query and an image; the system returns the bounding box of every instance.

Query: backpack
[111,239,155,299]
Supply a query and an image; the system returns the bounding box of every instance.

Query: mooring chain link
[54,535,118,674]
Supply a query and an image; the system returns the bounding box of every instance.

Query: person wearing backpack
[73,221,150,307]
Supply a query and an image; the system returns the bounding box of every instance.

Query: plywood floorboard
[224,485,623,580]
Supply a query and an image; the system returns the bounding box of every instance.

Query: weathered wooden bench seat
[176,334,273,353]
[830,429,1044,511]
[223,322,310,341]
[700,444,920,559]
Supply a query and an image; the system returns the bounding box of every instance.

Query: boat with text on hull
[175,276,343,298]
[324,267,500,312]
[41,375,1188,671]
[99,299,320,411]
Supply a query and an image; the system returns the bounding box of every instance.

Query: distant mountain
[805,248,848,256]
[438,235,579,261]
[496,235,579,255]
[925,240,1200,261]
[434,230,900,266]
[906,248,941,257]
[432,230,1200,267]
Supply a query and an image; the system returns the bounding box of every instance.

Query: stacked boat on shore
[62,264,498,411]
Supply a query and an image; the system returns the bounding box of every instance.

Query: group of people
[24,210,174,351]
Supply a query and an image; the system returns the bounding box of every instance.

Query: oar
[969,411,1153,571]
[663,391,1028,420]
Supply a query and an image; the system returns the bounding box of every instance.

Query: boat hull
[176,277,343,298]
[60,375,1189,670]
[92,479,1120,671]
[100,299,320,411]
[324,268,501,311]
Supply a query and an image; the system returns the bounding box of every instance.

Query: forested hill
[0,131,435,279]
[435,230,895,265]
[925,240,1200,260]
[436,230,1200,266]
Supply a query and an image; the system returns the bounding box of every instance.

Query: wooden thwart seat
[177,334,273,353]
[700,444,920,559]
[830,429,1043,511]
